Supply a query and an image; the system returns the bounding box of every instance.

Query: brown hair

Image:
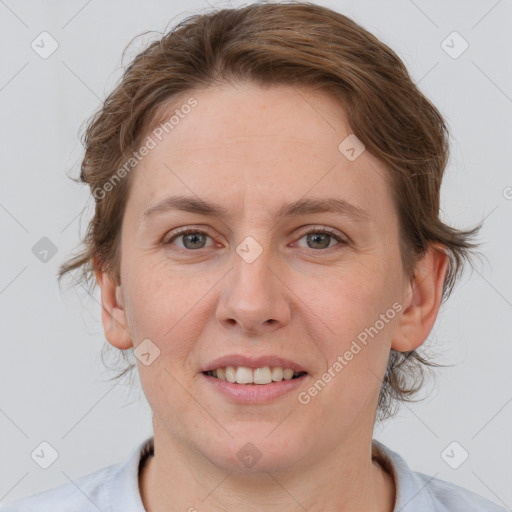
[58,1,481,421]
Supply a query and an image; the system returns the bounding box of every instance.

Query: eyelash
[163,226,348,252]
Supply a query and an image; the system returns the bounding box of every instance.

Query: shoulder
[0,464,117,512]
[413,472,508,512]
[372,439,508,512]
[1,436,153,512]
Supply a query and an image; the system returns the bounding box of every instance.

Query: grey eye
[181,232,208,250]
[306,232,334,249]
[166,230,213,250]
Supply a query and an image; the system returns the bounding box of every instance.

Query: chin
[200,426,309,473]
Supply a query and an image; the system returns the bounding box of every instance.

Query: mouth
[202,366,308,385]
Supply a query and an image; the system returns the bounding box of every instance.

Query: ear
[392,245,449,352]
[94,262,133,350]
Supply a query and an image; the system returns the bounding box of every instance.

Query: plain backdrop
[1,0,511,508]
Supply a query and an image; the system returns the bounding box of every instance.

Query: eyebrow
[142,194,370,223]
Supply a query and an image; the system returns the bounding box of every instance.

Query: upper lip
[201,354,307,374]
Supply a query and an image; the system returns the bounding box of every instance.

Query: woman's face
[111,82,412,472]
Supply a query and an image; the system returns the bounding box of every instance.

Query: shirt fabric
[1,436,507,511]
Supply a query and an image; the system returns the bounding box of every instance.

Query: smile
[203,365,307,385]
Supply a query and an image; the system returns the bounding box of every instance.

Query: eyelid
[163,226,216,247]
[164,224,350,252]
[295,224,347,239]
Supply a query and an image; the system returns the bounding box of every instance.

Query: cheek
[301,257,403,393]
[121,259,179,341]
[308,262,397,333]
[122,258,217,352]
[304,271,399,417]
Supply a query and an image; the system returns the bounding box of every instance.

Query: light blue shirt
[1,436,508,511]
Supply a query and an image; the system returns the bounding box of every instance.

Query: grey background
[1,0,511,508]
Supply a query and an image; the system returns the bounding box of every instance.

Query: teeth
[225,366,236,383]
[235,366,254,384]
[283,368,294,380]
[207,365,304,384]
[254,366,272,384]
[271,367,283,381]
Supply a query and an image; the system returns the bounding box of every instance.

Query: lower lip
[201,372,308,404]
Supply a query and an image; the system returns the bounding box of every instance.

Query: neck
[139,423,395,512]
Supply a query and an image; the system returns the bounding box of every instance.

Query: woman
[3,2,506,511]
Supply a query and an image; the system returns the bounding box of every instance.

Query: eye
[164,228,215,250]
[163,226,348,252]
[295,227,347,250]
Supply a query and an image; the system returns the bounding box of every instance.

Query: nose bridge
[216,231,290,332]
[234,237,272,295]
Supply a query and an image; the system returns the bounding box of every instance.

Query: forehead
[126,82,394,223]
[150,82,353,157]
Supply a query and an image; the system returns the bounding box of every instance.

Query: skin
[95,82,448,511]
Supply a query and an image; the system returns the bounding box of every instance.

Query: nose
[215,243,291,335]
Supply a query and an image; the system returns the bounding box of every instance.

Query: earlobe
[94,266,133,350]
[392,245,449,352]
